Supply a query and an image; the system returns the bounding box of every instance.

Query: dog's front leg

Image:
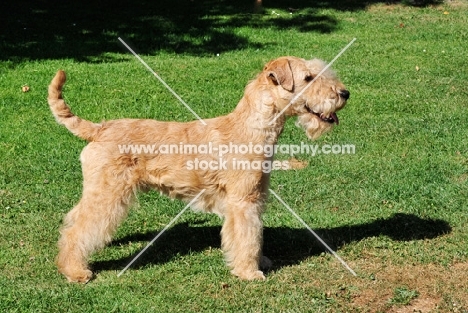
[220,202,265,280]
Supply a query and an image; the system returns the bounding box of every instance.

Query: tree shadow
[92,213,451,274]
[0,0,334,63]
[1,0,442,63]
[266,0,443,12]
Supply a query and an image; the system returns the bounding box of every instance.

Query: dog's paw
[250,270,266,281]
[231,269,266,281]
[62,269,93,284]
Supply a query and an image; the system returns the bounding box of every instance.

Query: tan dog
[48,57,349,283]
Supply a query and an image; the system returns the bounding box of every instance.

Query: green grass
[388,286,419,306]
[1,0,468,312]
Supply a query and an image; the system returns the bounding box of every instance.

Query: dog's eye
[305,75,314,82]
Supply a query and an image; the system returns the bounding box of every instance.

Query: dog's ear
[265,58,294,92]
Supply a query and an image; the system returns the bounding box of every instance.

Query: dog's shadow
[92,213,451,273]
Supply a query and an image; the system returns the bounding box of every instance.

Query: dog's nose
[339,90,350,100]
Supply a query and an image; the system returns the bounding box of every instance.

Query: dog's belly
[142,158,227,215]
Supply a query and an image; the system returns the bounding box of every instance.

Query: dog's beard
[296,113,334,140]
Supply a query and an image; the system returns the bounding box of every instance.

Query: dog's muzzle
[304,89,349,125]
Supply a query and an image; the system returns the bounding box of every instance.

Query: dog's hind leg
[56,185,134,283]
[56,150,136,283]
[221,200,265,280]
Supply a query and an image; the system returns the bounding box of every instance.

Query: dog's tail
[48,70,101,141]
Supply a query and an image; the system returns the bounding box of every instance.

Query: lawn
[1,0,467,312]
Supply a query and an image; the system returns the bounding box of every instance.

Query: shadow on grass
[93,213,451,274]
[1,0,442,63]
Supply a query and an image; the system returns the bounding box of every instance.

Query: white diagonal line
[269,188,357,276]
[269,38,356,125]
[117,189,206,277]
[118,37,207,126]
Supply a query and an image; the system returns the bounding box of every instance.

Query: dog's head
[264,56,349,140]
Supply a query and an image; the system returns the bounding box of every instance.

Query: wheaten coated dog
[48,56,349,283]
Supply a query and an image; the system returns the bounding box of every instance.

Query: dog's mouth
[305,106,339,125]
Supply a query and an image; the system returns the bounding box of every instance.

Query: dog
[48,56,349,283]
